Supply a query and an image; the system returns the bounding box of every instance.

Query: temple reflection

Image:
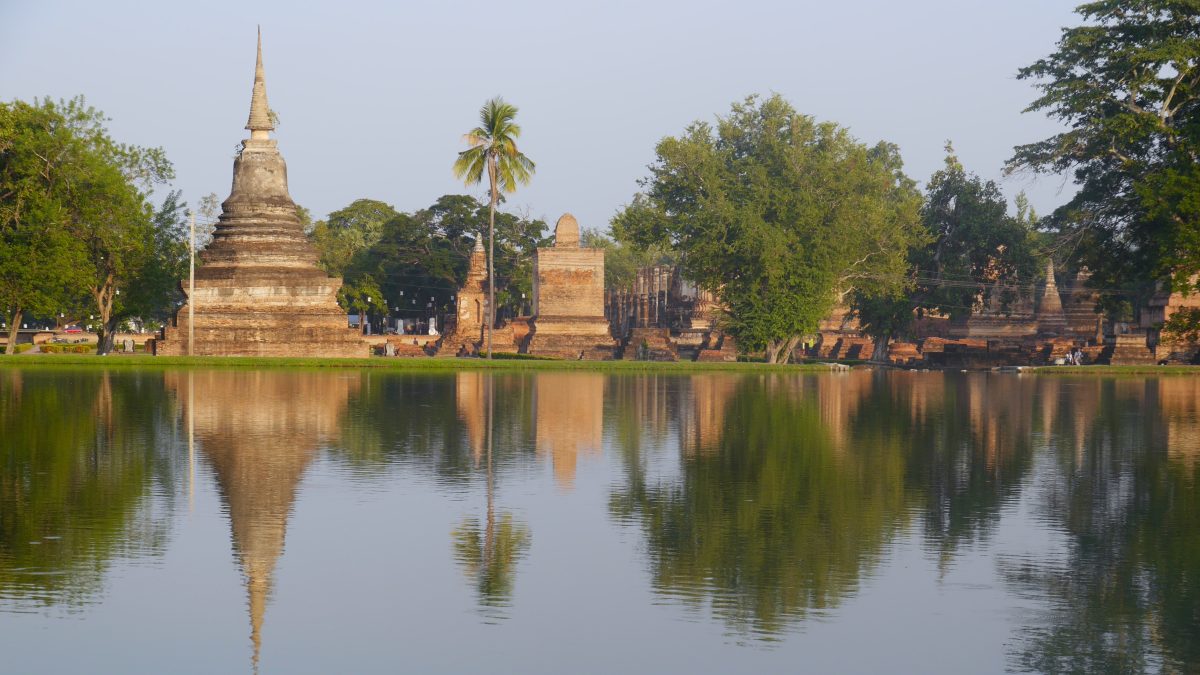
[4,367,1199,671]
[534,373,605,488]
[165,370,358,671]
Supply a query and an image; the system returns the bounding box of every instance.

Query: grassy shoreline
[0,353,834,372]
[1027,364,1200,375]
[0,354,1195,375]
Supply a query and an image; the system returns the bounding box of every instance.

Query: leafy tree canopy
[309,198,399,277]
[854,146,1042,358]
[1007,0,1200,329]
[334,194,548,322]
[0,96,175,354]
[612,94,923,362]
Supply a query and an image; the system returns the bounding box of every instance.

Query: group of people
[1067,347,1085,366]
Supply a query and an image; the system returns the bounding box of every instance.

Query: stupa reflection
[165,370,358,671]
[533,373,605,488]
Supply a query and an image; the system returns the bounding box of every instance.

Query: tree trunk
[765,339,781,364]
[487,154,498,360]
[97,316,119,355]
[765,335,801,364]
[4,309,21,355]
[92,273,116,356]
[781,335,801,365]
[871,330,893,364]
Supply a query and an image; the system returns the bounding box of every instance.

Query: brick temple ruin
[435,238,488,356]
[604,266,735,361]
[523,214,618,359]
[157,32,366,358]
[602,261,1199,366]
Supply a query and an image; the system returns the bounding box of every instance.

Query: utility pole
[189,210,196,356]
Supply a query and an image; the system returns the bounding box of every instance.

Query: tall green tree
[308,198,399,276]
[1007,1,1200,335]
[340,195,548,328]
[613,95,923,363]
[0,98,96,353]
[123,190,191,329]
[336,275,386,335]
[855,145,1041,361]
[453,98,536,359]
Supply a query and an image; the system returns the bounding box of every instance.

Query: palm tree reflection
[451,372,530,617]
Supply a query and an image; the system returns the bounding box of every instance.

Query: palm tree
[452,98,535,359]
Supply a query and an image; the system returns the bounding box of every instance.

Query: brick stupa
[525,214,617,359]
[1036,260,1069,337]
[436,237,487,356]
[158,31,366,357]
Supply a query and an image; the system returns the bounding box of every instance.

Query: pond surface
[1,367,1198,673]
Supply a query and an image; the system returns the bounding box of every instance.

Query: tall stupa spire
[155,25,367,358]
[246,26,273,138]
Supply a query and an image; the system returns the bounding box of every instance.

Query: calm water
[1,368,1198,674]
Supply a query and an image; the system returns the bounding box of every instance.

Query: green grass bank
[1,354,1195,375]
[0,353,839,373]
[1028,364,1200,376]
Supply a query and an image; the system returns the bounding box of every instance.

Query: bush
[39,343,94,354]
[0,343,35,354]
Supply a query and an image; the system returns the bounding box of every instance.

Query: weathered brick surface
[436,241,488,356]
[157,43,366,358]
[526,214,617,359]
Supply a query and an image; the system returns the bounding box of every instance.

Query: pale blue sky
[1,0,1079,231]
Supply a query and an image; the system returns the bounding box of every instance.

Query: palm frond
[457,97,535,190]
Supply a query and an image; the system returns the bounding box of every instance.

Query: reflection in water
[451,373,531,615]
[165,370,358,671]
[1003,376,1200,674]
[606,370,1200,673]
[2,368,1199,672]
[0,370,177,610]
[610,372,909,636]
[873,372,1037,567]
[535,373,604,489]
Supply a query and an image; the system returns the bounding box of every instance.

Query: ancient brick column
[525,214,617,359]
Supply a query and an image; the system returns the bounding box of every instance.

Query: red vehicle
[63,325,83,334]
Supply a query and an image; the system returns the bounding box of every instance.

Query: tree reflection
[451,513,531,611]
[1004,377,1200,674]
[450,373,530,615]
[335,371,537,480]
[0,369,177,609]
[862,372,1037,568]
[608,371,1052,638]
[610,373,910,636]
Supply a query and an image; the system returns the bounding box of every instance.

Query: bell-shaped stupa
[158,30,366,357]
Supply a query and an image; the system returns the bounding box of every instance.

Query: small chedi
[525,214,617,359]
[437,238,488,356]
[158,32,366,357]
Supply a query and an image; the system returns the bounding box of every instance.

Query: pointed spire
[1045,259,1057,290]
[473,236,484,253]
[246,26,274,136]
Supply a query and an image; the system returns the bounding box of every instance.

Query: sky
[0,0,1081,232]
